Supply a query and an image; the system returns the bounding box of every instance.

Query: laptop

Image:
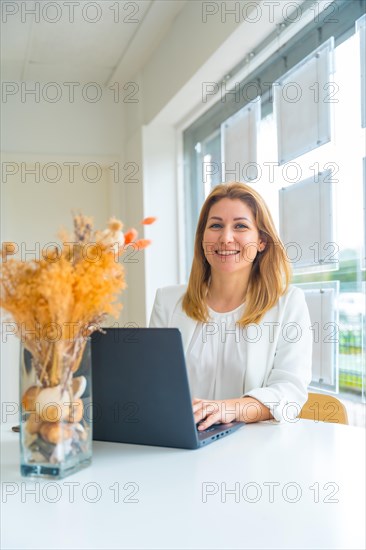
[91,328,244,449]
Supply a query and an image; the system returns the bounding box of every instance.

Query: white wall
[122,125,146,327]
[142,123,180,317]
[141,0,242,125]
[2,87,124,156]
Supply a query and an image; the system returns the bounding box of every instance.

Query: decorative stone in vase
[19,338,92,479]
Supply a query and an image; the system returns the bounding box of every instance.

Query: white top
[186,303,247,400]
[149,284,313,422]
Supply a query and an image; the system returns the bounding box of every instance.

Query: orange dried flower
[124,228,138,245]
[108,218,123,232]
[141,217,157,225]
[134,239,152,250]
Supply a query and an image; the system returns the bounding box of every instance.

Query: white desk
[1,420,365,550]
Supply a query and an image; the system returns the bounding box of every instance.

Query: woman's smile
[215,249,240,256]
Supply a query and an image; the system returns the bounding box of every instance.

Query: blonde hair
[182,182,292,326]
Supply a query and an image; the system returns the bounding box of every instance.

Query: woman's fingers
[193,400,220,425]
[192,397,203,405]
[192,398,205,416]
[193,401,209,424]
[197,411,221,430]
[193,399,238,429]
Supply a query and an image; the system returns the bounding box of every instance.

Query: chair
[299,392,348,425]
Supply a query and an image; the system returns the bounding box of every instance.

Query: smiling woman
[185,182,291,325]
[150,182,312,429]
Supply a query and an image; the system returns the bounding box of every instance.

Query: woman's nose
[219,226,234,243]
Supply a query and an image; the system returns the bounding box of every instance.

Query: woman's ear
[258,235,267,252]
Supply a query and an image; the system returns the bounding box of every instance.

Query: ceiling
[0,0,187,85]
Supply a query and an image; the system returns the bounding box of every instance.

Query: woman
[149,182,312,429]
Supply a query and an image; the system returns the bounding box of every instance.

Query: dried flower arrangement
[0,213,155,474]
[1,213,155,385]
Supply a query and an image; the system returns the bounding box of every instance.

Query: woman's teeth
[216,250,239,255]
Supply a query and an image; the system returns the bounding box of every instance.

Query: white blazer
[149,284,313,422]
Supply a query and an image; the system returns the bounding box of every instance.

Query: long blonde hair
[182,182,291,326]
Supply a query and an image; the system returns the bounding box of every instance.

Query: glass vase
[19,337,92,479]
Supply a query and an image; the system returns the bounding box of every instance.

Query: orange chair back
[299,392,348,425]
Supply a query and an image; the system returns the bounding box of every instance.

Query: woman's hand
[192,398,239,430]
[192,396,274,429]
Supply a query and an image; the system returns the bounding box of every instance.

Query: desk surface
[1,419,365,550]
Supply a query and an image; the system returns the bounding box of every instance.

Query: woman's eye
[208,223,248,229]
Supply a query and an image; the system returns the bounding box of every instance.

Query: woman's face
[202,198,265,274]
